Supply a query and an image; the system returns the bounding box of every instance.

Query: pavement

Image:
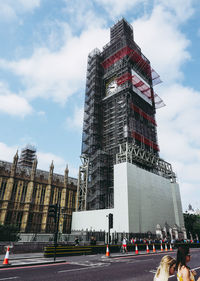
[0,249,175,268]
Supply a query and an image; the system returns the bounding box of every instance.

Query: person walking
[176,245,200,281]
[154,255,176,281]
[122,237,128,253]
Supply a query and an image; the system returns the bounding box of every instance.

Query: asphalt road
[0,249,200,281]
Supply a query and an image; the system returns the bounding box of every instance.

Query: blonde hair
[154,255,176,281]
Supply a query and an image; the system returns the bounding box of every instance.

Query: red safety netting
[102,45,161,85]
[131,130,160,151]
[130,103,157,126]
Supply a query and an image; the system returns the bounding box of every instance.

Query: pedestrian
[74,237,79,246]
[154,255,176,281]
[176,244,200,281]
[122,237,128,253]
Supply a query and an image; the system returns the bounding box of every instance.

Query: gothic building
[0,150,77,234]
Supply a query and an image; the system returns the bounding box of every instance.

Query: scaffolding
[78,18,170,211]
[18,145,37,168]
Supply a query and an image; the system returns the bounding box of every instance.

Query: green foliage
[0,224,20,242]
[184,213,200,239]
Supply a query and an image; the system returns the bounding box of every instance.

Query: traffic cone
[3,246,10,265]
[135,244,139,254]
[146,244,150,253]
[153,244,156,253]
[170,244,173,251]
[106,244,110,257]
[160,244,163,252]
[165,243,168,251]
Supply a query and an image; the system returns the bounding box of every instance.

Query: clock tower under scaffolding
[77,18,175,211]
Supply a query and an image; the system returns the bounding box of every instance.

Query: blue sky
[0,0,200,211]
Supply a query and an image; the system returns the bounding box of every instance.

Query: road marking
[192,266,200,271]
[0,277,19,280]
[58,264,110,273]
[69,262,106,267]
[0,262,68,271]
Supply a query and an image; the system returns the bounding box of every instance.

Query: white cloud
[0,26,109,104]
[0,143,18,163]
[0,82,33,117]
[33,151,78,177]
[157,0,195,22]
[0,141,78,178]
[95,0,144,18]
[132,5,190,84]
[157,84,200,210]
[66,106,84,130]
[0,0,40,21]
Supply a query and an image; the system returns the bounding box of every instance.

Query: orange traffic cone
[170,244,173,251]
[165,243,168,251]
[146,244,150,253]
[106,244,110,257]
[160,244,163,252]
[135,244,139,254]
[153,244,156,253]
[3,246,10,265]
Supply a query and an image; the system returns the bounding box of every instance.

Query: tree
[184,213,200,240]
[0,224,20,242]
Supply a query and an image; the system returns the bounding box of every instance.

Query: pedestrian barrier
[3,246,10,265]
[106,245,110,257]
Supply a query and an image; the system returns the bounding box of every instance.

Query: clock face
[105,79,118,96]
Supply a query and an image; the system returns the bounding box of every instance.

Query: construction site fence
[43,242,200,258]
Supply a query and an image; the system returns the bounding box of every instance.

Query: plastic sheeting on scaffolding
[116,72,165,109]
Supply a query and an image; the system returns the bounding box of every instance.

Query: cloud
[156,83,200,210]
[0,143,18,162]
[32,151,78,177]
[0,0,40,21]
[0,141,78,178]
[157,0,195,22]
[0,26,109,104]
[132,5,190,84]
[0,82,33,117]
[94,0,144,18]
[66,106,84,130]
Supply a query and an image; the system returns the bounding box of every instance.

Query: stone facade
[0,152,77,234]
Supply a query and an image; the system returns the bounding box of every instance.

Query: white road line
[0,277,19,280]
[58,264,109,273]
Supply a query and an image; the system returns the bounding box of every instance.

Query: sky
[0,0,200,211]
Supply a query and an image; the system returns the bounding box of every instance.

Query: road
[0,249,200,281]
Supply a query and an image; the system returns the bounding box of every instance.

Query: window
[0,178,7,200]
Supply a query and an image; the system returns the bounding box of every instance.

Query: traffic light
[109,213,113,229]
[48,204,57,223]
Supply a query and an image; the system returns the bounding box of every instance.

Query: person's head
[176,245,191,269]
[154,255,176,281]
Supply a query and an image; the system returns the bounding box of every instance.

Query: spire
[31,157,38,181]
[11,150,18,177]
[64,164,69,186]
[48,160,54,183]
